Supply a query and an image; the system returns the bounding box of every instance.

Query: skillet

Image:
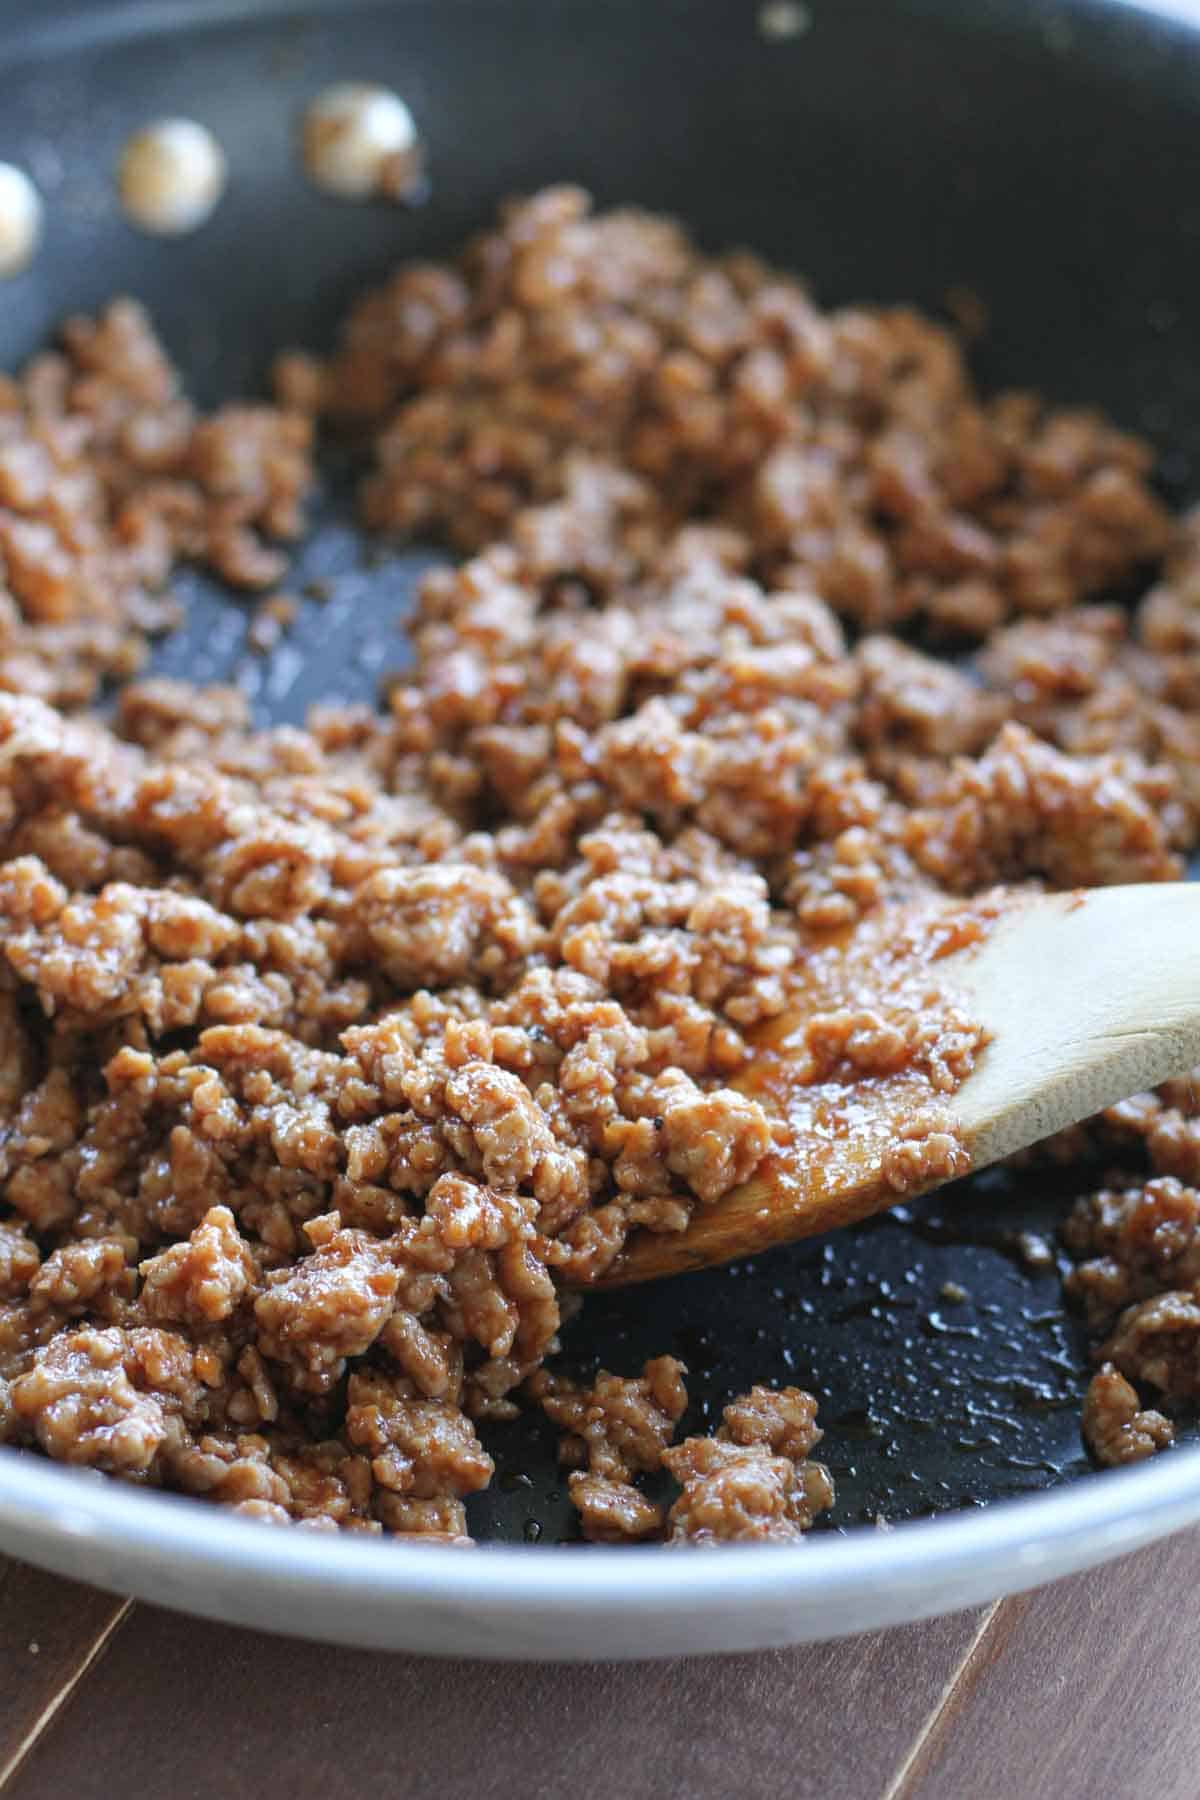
[0,0,1197,1655]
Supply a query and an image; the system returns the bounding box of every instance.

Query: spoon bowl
[597,884,1200,1285]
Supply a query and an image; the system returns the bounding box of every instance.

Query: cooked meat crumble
[0,188,1196,1539]
[528,1355,690,1541]
[663,1385,833,1546]
[1063,1102,1200,1457]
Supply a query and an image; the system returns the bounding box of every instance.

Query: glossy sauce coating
[0,189,1195,1543]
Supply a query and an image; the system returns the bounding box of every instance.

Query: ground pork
[304,189,1169,635]
[0,300,313,708]
[528,1354,688,1541]
[662,1386,834,1545]
[1062,1086,1200,1458]
[1082,1363,1175,1467]
[2,188,1198,1539]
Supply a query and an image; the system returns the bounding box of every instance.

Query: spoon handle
[958,883,1200,1166]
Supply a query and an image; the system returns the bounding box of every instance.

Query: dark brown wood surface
[0,1530,1196,1800]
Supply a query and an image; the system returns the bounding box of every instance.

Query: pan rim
[3,0,1200,70]
[0,1435,1196,1653]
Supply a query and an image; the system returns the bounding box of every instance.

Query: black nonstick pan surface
[0,0,1198,1552]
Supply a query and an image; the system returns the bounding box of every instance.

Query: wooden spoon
[593,883,1200,1286]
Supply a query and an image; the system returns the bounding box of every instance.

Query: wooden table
[0,1530,1196,1799]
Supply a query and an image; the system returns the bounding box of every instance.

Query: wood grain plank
[0,1557,128,1785]
[900,1527,1200,1800]
[5,1588,990,1800]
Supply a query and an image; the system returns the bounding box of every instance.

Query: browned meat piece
[254,1223,401,1394]
[566,1472,665,1543]
[139,1206,259,1328]
[663,1385,834,1545]
[4,187,1199,1535]
[10,1326,206,1475]
[1082,1364,1174,1467]
[1102,1287,1200,1400]
[530,1356,688,1484]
